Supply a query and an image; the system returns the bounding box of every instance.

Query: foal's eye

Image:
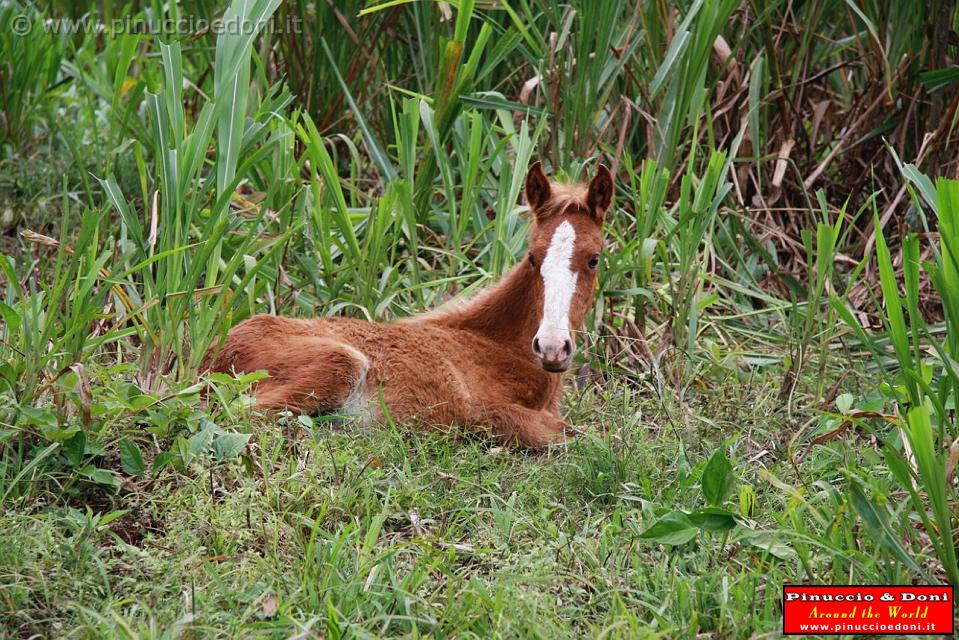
[587,253,600,269]
[528,253,537,267]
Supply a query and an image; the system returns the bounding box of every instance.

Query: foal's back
[203,312,557,429]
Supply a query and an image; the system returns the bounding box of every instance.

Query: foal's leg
[204,315,369,415]
[253,337,370,415]
[203,314,303,374]
[479,403,569,448]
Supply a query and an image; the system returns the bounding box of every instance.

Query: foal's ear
[525,161,551,212]
[586,164,614,223]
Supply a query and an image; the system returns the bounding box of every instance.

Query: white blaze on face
[535,220,577,362]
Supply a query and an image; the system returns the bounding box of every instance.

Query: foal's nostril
[532,337,541,355]
[562,339,572,357]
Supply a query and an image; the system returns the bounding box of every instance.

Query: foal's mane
[533,182,590,218]
[412,177,592,327]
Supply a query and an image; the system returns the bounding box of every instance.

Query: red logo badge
[783,585,954,635]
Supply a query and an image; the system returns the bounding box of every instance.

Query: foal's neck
[438,263,541,346]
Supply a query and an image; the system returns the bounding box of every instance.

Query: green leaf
[848,481,923,574]
[152,451,176,475]
[0,362,16,391]
[0,301,22,334]
[702,448,733,506]
[639,511,698,545]
[18,406,59,430]
[903,404,959,585]
[20,405,80,442]
[84,441,107,457]
[214,0,283,194]
[119,438,146,476]
[458,94,544,116]
[213,433,250,460]
[836,393,854,415]
[901,164,938,212]
[738,529,796,561]
[920,66,959,93]
[650,30,690,98]
[97,509,128,528]
[687,507,737,532]
[43,426,81,442]
[80,466,122,490]
[874,213,914,403]
[63,431,86,467]
[739,484,756,518]
[188,423,217,457]
[602,287,655,299]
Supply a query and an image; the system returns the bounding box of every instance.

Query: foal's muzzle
[532,331,573,372]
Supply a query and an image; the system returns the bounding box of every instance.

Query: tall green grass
[0,2,66,155]
[1,206,112,405]
[2,3,959,633]
[95,1,294,378]
[832,175,959,585]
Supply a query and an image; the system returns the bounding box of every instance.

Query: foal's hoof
[524,426,571,450]
[563,422,597,438]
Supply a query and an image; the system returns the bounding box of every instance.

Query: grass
[1,0,959,637]
[3,371,859,638]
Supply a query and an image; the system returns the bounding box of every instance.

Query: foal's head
[524,161,613,372]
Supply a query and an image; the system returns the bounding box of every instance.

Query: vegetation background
[1,0,958,637]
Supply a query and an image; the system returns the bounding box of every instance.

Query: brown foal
[203,161,613,447]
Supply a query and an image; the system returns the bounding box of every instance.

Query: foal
[203,162,613,447]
